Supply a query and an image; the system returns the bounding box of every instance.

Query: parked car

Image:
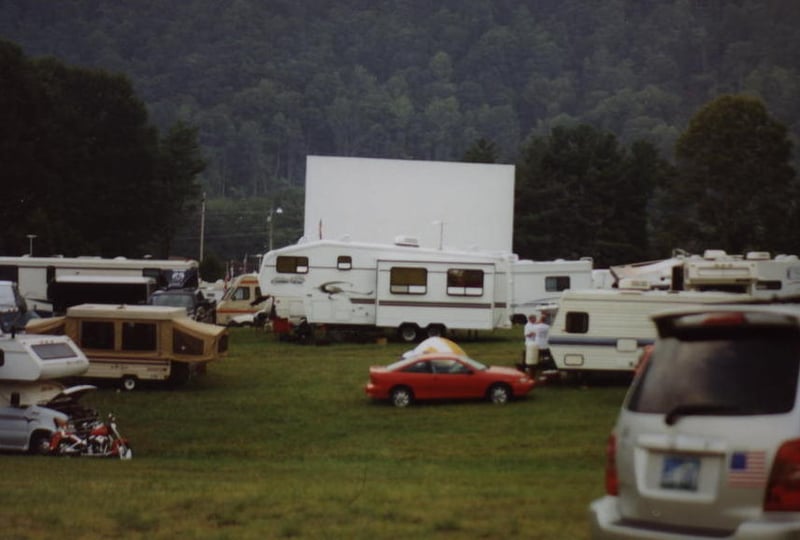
[590,303,800,539]
[365,350,535,407]
[148,288,214,323]
[0,384,95,455]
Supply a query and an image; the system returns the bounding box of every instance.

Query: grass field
[0,328,628,539]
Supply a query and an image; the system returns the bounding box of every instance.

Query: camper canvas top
[66,303,188,321]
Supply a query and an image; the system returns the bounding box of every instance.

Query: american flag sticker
[728,450,767,487]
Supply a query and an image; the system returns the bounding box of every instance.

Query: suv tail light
[765,439,800,511]
[605,434,619,496]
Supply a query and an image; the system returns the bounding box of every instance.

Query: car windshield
[150,294,194,309]
[627,331,800,417]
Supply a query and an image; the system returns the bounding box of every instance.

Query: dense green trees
[0,40,204,258]
[2,0,797,197]
[513,125,670,266]
[656,95,798,255]
[2,2,799,264]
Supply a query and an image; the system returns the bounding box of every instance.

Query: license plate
[660,455,700,491]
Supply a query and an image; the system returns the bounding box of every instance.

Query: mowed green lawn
[0,328,628,539]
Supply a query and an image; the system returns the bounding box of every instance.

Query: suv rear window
[627,332,800,417]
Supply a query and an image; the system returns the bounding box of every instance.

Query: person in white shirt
[523,312,551,374]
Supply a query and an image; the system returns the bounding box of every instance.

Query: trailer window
[565,312,589,333]
[80,321,115,350]
[545,276,571,292]
[756,280,782,291]
[390,267,427,294]
[122,322,157,351]
[31,342,78,360]
[447,269,484,296]
[276,256,309,274]
[337,256,352,271]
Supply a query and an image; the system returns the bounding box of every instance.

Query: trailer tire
[398,324,419,342]
[426,324,446,338]
[121,376,138,391]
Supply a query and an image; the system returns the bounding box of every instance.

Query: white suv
[590,303,800,539]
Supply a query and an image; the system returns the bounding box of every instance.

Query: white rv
[682,251,800,298]
[0,256,199,315]
[508,258,594,323]
[259,238,518,341]
[548,287,744,374]
[259,238,595,341]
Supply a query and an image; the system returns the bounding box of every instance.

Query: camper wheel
[398,324,419,343]
[121,376,138,391]
[426,324,446,338]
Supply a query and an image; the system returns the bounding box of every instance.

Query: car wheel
[390,386,413,408]
[488,383,511,404]
[121,376,137,391]
[398,324,418,342]
[29,431,52,456]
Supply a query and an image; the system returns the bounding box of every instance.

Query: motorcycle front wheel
[118,444,133,460]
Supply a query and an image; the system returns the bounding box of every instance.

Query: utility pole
[199,192,206,262]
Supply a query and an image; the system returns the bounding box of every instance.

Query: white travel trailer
[259,238,517,341]
[508,258,594,323]
[548,286,745,374]
[259,238,595,341]
[0,256,199,315]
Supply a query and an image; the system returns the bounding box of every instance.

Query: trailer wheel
[426,324,446,338]
[398,324,419,342]
[121,376,137,391]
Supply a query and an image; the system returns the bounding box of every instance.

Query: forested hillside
[3,0,799,197]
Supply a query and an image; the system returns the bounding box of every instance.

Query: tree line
[0,39,205,259]
[2,0,798,196]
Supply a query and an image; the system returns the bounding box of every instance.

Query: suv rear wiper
[664,403,744,426]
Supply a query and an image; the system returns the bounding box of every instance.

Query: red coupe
[365,352,535,407]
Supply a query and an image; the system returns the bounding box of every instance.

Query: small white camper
[548,287,745,374]
[0,330,89,407]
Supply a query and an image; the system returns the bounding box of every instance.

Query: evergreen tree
[662,95,797,254]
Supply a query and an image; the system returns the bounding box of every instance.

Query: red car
[365,352,535,407]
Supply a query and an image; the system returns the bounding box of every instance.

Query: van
[590,303,800,538]
[215,274,267,326]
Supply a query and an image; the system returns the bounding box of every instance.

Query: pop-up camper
[26,304,228,390]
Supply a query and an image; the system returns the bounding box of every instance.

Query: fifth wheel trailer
[258,238,594,340]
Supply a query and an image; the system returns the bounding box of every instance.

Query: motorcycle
[50,413,133,459]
